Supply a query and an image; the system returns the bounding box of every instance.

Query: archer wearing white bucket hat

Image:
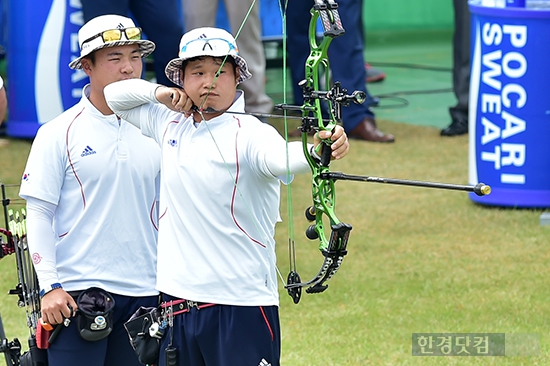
[165,27,251,87]
[69,14,155,70]
[103,23,350,365]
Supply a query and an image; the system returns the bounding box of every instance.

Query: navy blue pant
[47,293,159,366]
[450,0,470,122]
[286,0,375,131]
[81,0,184,87]
[159,295,281,366]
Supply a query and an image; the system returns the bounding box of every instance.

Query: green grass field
[1,118,548,364]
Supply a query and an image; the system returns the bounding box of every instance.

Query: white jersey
[19,84,161,296]
[105,80,311,306]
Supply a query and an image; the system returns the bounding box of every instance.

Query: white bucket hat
[165,27,252,87]
[69,15,155,70]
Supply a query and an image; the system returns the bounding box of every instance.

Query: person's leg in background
[129,0,184,87]
[285,0,333,136]
[286,0,394,142]
[225,0,274,115]
[285,0,311,110]
[441,0,470,136]
[181,0,218,29]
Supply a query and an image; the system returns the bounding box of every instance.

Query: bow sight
[277,81,366,136]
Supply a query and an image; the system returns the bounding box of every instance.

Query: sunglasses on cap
[81,27,143,49]
[180,37,237,56]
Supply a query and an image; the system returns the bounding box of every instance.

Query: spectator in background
[81,0,183,87]
[365,63,386,84]
[285,0,394,142]
[441,0,470,136]
[0,75,6,125]
[181,0,274,116]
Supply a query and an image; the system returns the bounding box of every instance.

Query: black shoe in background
[440,118,468,136]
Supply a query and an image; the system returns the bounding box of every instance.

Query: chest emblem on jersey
[22,173,30,181]
[81,145,97,157]
[167,139,178,147]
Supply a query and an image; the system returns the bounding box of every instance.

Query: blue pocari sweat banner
[7,0,87,138]
[468,4,550,208]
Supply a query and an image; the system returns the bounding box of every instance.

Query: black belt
[160,299,216,316]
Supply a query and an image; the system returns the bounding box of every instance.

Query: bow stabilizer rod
[321,172,491,196]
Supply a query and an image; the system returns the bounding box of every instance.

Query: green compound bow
[276,0,490,304]
[278,0,362,303]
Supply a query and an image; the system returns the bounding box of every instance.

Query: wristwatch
[39,282,63,298]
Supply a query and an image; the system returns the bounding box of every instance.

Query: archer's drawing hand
[155,86,194,117]
[314,125,350,160]
[40,289,78,325]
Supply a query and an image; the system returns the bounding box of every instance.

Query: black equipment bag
[76,287,116,342]
[124,306,161,365]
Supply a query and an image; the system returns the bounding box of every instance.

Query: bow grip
[321,141,332,166]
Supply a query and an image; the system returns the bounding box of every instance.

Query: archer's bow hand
[314,125,349,161]
[155,86,194,116]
